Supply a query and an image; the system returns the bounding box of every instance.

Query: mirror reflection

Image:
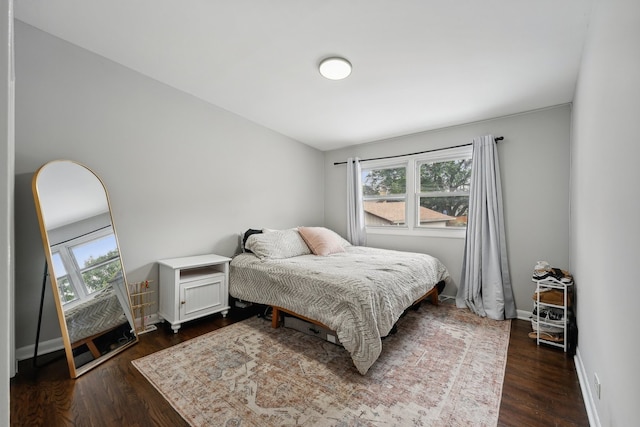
[33,160,137,378]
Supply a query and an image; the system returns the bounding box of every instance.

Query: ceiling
[15,1,593,151]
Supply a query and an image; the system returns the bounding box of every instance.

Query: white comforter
[64,287,128,343]
[229,246,449,374]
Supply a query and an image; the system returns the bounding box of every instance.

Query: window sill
[366,227,466,239]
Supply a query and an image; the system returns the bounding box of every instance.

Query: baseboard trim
[16,314,162,362]
[440,297,533,322]
[574,347,600,427]
[15,337,64,361]
[516,308,532,321]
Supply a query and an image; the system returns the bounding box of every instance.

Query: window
[362,164,407,226]
[361,145,472,236]
[51,227,122,307]
[417,157,471,228]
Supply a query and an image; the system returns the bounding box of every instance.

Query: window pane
[419,196,469,227]
[81,259,122,294]
[71,234,119,269]
[51,252,67,276]
[363,167,406,196]
[364,200,407,226]
[51,252,77,303]
[71,233,122,294]
[56,275,77,304]
[420,159,471,193]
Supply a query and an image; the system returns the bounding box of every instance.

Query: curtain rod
[51,224,112,246]
[333,136,504,166]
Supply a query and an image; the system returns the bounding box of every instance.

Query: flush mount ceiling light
[319,57,352,80]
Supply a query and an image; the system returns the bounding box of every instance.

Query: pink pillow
[298,227,346,256]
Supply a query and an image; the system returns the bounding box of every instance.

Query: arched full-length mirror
[32,160,138,378]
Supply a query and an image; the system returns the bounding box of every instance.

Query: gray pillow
[245,229,311,259]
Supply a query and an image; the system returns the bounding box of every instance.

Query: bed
[229,227,450,374]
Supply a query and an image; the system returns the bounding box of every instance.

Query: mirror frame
[32,160,138,378]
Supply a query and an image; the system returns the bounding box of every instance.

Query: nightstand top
[157,254,231,269]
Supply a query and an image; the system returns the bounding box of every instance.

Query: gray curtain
[456,135,516,320]
[346,157,366,246]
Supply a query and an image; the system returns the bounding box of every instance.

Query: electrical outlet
[594,373,601,399]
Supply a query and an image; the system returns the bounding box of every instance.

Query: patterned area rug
[132,304,510,426]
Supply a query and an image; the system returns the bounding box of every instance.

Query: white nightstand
[157,254,231,333]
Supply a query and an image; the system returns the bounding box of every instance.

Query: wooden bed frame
[70,323,124,358]
[271,285,439,330]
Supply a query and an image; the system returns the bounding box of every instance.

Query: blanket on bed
[229,246,449,374]
[64,287,128,343]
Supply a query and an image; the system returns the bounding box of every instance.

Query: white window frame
[363,145,472,239]
[50,226,120,309]
[361,160,409,228]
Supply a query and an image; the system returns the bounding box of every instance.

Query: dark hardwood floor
[499,318,589,427]
[10,306,590,426]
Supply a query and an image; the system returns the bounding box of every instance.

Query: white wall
[571,0,640,425]
[13,21,324,353]
[1,0,14,423]
[324,105,571,315]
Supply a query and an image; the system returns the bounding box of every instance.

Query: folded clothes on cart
[533,261,574,284]
[532,288,572,306]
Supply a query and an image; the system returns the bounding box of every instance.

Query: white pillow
[245,229,311,259]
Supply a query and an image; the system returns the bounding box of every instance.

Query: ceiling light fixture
[319,57,352,80]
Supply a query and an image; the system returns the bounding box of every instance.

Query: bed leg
[271,306,280,328]
[430,288,439,306]
[86,340,101,358]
